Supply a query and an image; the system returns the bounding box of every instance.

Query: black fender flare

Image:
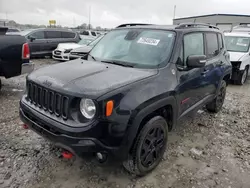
[123,95,177,154]
[216,71,231,95]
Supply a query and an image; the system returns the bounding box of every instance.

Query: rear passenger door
[44,31,62,52]
[203,32,224,96]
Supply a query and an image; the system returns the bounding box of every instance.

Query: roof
[174,14,250,21]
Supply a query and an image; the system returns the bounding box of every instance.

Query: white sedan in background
[52,38,94,61]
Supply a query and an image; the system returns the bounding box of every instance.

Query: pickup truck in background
[0,27,34,90]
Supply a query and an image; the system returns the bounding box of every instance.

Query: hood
[71,46,92,53]
[28,60,157,98]
[57,43,81,50]
[228,51,246,61]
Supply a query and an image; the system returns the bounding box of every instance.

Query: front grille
[231,61,241,69]
[27,81,69,120]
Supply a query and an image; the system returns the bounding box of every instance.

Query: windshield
[87,35,104,47]
[225,36,250,52]
[89,29,175,68]
[78,38,93,45]
[19,29,35,36]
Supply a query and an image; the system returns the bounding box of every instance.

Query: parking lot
[0,59,249,188]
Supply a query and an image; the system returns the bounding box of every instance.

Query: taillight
[22,43,30,59]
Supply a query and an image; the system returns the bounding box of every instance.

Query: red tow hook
[22,124,29,129]
[62,151,74,159]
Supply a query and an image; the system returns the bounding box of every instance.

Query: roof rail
[175,23,219,30]
[116,23,152,28]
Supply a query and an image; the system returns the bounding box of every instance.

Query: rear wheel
[206,80,226,113]
[235,67,248,85]
[123,116,168,176]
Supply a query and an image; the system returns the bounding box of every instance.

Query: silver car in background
[69,34,105,60]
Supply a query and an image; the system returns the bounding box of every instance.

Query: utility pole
[173,5,176,20]
[73,17,76,28]
[89,6,91,30]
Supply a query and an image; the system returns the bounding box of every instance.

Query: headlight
[80,98,96,119]
[64,49,72,53]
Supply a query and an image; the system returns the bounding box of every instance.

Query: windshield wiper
[88,54,96,61]
[101,60,134,67]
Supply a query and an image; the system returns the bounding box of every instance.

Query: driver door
[176,32,208,117]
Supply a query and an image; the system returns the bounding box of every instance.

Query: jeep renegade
[20,23,232,176]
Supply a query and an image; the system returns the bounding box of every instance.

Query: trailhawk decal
[137,37,160,46]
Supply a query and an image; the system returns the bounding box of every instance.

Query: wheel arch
[125,96,177,154]
[223,73,231,85]
[239,57,250,70]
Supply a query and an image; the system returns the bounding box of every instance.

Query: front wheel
[235,67,248,85]
[206,80,226,113]
[123,116,168,176]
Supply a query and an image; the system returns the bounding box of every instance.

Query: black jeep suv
[20,23,232,176]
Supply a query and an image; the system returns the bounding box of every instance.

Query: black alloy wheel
[123,116,168,176]
[140,126,165,168]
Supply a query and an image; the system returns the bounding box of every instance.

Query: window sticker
[137,37,160,46]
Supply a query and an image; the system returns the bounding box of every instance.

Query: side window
[81,30,89,35]
[205,33,219,58]
[184,33,204,63]
[91,31,96,36]
[218,34,224,50]
[46,31,62,39]
[61,31,76,38]
[30,31,45,39]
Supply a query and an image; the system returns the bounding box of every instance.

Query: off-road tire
[206,80,226,113]
[123,116,168,176]
[235,66,248,85]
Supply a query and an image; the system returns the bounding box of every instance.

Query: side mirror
[187,55,206,68]
[28,35,36,42]
[81,53,89,60]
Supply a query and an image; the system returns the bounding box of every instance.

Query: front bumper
[52,50,70,61]
[19,100,126,159]
[21,62,34,75]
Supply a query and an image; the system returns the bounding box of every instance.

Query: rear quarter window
[61,31,76,38]
[91,31,96,36]
[218,34,224,50]
[205,33,219,58]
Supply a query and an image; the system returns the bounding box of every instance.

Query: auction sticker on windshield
[137,37,160,46]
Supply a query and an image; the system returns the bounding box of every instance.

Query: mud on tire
[123,116,168,176]
[206,80,227,113]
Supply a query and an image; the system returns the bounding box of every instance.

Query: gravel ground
[0,59,250,188]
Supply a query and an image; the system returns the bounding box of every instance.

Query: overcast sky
[0,0,250,28]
